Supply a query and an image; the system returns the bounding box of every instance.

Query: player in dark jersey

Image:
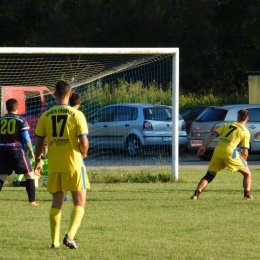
[0,98,39,206]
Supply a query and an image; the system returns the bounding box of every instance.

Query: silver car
[88,103,187,156]
[187,104,260,160]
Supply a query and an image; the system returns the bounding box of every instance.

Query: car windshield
[196,108,228,122]
[143,107,172,121]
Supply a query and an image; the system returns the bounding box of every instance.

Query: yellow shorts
[47,166,90,193]
[85,170,90,189]
[208,154,247,172]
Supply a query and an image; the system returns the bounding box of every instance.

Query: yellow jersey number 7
[224,125,237,138]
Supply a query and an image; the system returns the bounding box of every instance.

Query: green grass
[1,169,260,260]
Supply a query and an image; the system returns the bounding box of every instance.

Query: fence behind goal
[0,48,180,180]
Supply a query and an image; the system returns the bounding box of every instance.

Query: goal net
[0,48,179,180]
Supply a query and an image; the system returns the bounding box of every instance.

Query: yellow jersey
[214,122,250,158]
[35,105,88,172]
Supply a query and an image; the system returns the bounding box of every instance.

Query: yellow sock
[67,206,84,239]
[49,208,61,247]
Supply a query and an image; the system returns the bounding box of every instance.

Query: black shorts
[0,150,32,176]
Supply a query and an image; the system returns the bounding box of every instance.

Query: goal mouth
[0,47,180,180]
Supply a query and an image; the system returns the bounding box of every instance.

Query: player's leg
[14,175,39,187]
[14,157,39,187]
[224,156,253,199]
[50,191,64,248]
[63,167,87,249]
[47,171,64,248]
[0,174,8,191]
[16,150,38,205]
[70,189,86,234]
[63,189,86,249]
[24,171,38,205]
[238,167,253,199]
[13,174,24,187]
[0,151,12,191]
[191,156,224,199]
[190,171,216,199]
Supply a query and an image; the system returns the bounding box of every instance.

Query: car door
[246,108,260,152]
[88,106,116,149]
[112,106,137,148]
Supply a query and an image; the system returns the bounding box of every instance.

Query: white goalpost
[0,47,180,180]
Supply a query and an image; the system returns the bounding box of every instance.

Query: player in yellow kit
[61,91,90,201]
[69,91,90,189]
[191,109,253,200]
[34,80,89,249]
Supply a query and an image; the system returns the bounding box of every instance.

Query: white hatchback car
[88,103,187,156]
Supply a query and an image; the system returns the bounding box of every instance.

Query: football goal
[0,48,180,180]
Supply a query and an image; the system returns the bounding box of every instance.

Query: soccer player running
[34,80,89,249]
[0,98,39,205]
[190,109,253,200]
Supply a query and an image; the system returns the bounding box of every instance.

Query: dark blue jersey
[0,113,30,150]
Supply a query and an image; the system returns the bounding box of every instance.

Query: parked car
[88,103,187,156]
[180,105,214,134]
[187,104,260,160]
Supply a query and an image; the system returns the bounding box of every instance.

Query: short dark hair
[238,109,249,121]
[6,98,18,112]
[69,92,82,107]
[55,80,71,98]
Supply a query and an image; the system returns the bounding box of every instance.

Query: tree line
[0,0,259,97]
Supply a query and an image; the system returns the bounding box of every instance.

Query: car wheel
[197,153,212,161]
[126,136,143,156]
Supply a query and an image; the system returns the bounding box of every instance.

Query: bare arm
[34,137,45,173]
[79,135,89,158]
[197,132,219,156]
[241,148,249,161]
[21,131,34,159]
[25,141,35,159]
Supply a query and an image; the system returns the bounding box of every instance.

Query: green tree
[208,0,260,95]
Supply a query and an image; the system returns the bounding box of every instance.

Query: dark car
[180,105,213,134]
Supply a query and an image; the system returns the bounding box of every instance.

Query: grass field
[1,168,260,260]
